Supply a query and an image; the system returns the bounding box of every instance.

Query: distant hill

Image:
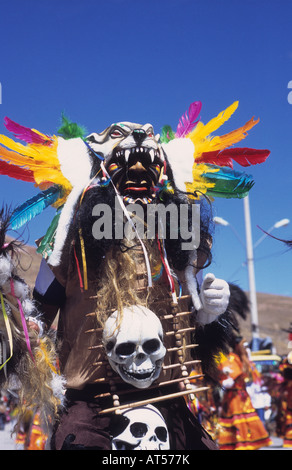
[12,240,292,356]
[238,292,291,355]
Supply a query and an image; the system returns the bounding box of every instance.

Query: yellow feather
[185,101,260,161]
[187,101,239,144]
[208,117,260,151]
[0,134,37,157]
[0,134,72,191]
[185,163,219,198]
[0,144,38,168]
[33,167,72,189]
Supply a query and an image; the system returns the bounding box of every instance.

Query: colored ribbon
[0,292,13,371]
[100,161,153,288]
[156,235,177,304]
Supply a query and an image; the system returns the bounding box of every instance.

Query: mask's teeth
[125,149,130,162]
[149,149,155,162]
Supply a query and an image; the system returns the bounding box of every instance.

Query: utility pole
[243,195,260,350]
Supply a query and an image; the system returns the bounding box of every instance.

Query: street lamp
[243,195,259,350]
[214,199,290,351]
[214,216,290,249]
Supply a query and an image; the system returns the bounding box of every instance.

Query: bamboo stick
[98,386,209,414]
[93,373,205,399]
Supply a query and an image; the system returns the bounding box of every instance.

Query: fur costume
[0,100,269,450]
[0,208,66,437]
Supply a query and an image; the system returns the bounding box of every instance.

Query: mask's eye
[147,128,154,138]
[110,129,124,138]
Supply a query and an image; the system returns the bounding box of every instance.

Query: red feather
[0,160,35,182]
[196,148,270,168]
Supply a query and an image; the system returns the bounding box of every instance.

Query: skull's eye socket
[143,339,161,354]
[116,342,136,356]
[105,340,116,352]
[155,426,168,442]
[130,422,148,438]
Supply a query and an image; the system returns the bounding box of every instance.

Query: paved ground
[0,422,290,450]
[260,436,291,451]
[0,421,18,450]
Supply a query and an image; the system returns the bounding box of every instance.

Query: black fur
[65,182,214,277]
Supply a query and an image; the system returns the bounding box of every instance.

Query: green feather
[57,114,87,140]
[160,125,175,143]
[204,166,254,199]
[37,212,61,257]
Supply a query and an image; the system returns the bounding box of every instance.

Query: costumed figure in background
[0,100,269,449]
[0,209,66,447]
[278,351,292,447]
[187,283,251,442]
[217,336,272,450]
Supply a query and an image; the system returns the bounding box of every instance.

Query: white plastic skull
[103,305,166,388]
[111,404,170,450]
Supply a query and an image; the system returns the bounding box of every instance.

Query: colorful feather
[205,117,260,152]
[0,160,35,182]
[185,103,263,162]
[196,148,270,169]
[57,114,87,140]
[187,101,239,144]
[0,132,72,192]
[160,125,175,144]
[202,165,254,199]
[175,101,202,138]
[36,212,61,257]
[10,186,63,230]
[4,117,52,145]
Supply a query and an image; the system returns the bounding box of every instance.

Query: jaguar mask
[86,122,165,204]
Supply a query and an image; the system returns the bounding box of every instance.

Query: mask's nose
[132,129,147,146]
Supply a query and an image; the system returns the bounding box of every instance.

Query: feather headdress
[0,102,270,265]
[161,100,270,197]
[0,115,93,264]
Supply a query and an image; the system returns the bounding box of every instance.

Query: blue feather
[203,165,254,199]
[10,186,62,230]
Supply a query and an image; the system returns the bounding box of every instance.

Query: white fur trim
[162,138,195,192]
[11,279,29,300]
[0,255,13,287]
[48,138,93,266]
[57,137,92,187]
[50,373,67,408]
[48,184,87,266]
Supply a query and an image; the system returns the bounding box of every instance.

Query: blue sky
[0,0,291,297]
